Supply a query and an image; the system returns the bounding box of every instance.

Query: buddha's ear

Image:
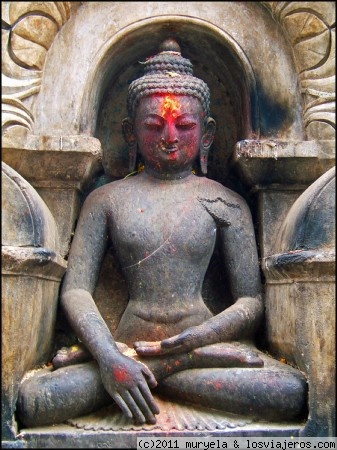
[201,117,216,150]
[122,117,136,146]
[122,118,137,172]
[200,118,216,175]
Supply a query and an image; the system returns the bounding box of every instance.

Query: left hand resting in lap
[134,326,204,356]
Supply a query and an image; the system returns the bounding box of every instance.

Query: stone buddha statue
[17,39,307,428]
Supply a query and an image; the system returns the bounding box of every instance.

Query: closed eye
[176,122,196,130]
[144,121,164,130]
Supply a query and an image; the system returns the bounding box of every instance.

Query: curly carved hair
[127,39,211,119]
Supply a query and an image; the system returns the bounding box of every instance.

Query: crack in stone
[122,235,173,270]
[198,196,241,209]
[197,196,240,228]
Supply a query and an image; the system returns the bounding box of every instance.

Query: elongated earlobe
[128,143,137,172]
[200,118,216,175]
[200,147,209,175]
[122,118,138,172]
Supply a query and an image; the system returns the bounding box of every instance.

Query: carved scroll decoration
[1,2,335,140]
[262,2,335,140]
[1,2,71,132]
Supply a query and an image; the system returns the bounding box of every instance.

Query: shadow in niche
[94,24,254,184]
[256,80,293,137]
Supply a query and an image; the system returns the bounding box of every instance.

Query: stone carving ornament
[262,1,335,140]
[1,1,335,441]
[1,1,71,132]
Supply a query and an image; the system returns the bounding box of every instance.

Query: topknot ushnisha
[127,39,210,119]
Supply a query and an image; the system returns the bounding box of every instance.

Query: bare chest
[108,188,217,266]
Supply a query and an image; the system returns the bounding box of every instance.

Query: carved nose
[164,123,178,145]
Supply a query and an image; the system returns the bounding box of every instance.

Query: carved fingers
[115,387,157,424]
[100,354,159,424]
[160,326,200,353]
[135,327,203,356]
[133,341,163,356]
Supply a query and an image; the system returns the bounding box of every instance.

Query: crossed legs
[17,342,307,427]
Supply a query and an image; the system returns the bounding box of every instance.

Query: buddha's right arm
[60,289,121,363]
[60,188,116,362]
[60,189,159,423]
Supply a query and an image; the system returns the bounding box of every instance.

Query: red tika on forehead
[162,95,181,119]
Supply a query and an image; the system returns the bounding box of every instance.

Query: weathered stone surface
[2,162,59,250]
[2,133,103,256]
[1,2,72,132]
[264,271,335,436]
[233,141,335,258]
[234,140,335,188]
[2,163,66,440]
[93,247,129,336]
[2,133,102,184]
[262,2,335,140]
[275,167,335,252]
[263,168,336,436]
[17,423,303,448]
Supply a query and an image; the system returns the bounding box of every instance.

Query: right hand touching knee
[99,353,159,424]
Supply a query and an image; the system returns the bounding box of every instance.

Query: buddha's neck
[143,166,194,182]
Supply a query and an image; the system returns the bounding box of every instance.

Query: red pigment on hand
[113,367,132,383]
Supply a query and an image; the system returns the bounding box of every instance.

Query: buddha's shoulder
[83,177,135,207]
[195,177,251,226]
[196,177,246,205]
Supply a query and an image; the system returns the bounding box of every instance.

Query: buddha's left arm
[213,196,264,339]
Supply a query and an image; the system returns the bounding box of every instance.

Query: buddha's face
[133,94,205,175]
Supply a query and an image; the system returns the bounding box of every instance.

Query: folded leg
[157,352,307,421]
[17,361,111,427]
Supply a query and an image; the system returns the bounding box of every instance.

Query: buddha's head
[122,39,216,176]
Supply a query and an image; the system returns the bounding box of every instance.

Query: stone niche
[1,1,335,447]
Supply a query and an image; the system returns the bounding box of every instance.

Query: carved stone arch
[81,16,262,183]
[32,2,303,183]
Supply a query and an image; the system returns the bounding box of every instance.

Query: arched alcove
[33,2,304,158]
[90,17,259,186]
